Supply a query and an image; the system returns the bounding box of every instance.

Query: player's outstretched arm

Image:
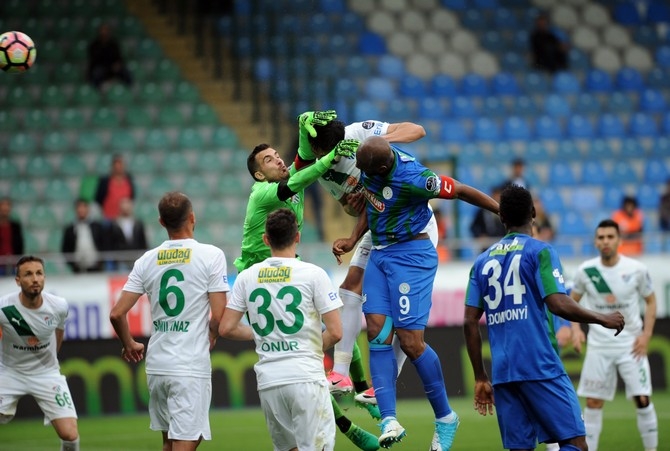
[110,291,145,363]
[453,180,499,214]
[332,210,368,264]
[383,122,426,143]
[545,293,625,336]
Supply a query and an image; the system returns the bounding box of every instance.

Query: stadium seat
[585,69,613,93]
[0,110,18,132]
[637,184,661,208]
[418,97,446,120]
[569,187,601,212]
[9,180,36,202]
[567,115,595,139]
[41,131,70,154]
[500,51,527,73]
[544,94,571,117]
[58,108,86,129]
[481,30,506,53]
[157,107,185,127]
[77,131,105,153]
[647,1,670,24]
[41,85,69,107]
[27,205,58,229]
[385,99,414,122]
[210,126,239,149]
[482,96,506,118]
[606,92,636,113]
[524,141,551,162]
[191,104,219,126]
[23,109,52,131]
[586,139,612,161]
[173,81,201,103]
[644,158,670,183]
[377,55,405,79]
[615,67,645,91]
[553,72,581,94]
[611,160,640,184]
[613,2,642,26]
[503,116,532,140]
[24,156,54,177]
[559,211,590,236]
[59,154,88,176]
[460,74,489,97]
[8,133,37,154]
[144,129,172,151]
[640,88,667,113]
[598,114,626,138]
[574,93,601,115]
[182,177,212,197]
[105,84,134,107]
[365,78,395,101]
[603,185,625,210]
[473,117,500,142]
[129,153,157,173]
[71,85,101,107]
[358,31,387,55]
[491,142,515,162]
[194,150,224,173]
[353,100,381,120]
[175,128,204,151]
[619,138,644,158]
[452,96,478,118]
[630,112,658,137]
[44,179,73,202]
[646,67,670,89]
[511,96,540,117]
[0,158,19,179]
[494,8,518,29]
[462,9,488,30]
[90,107,120,128]
[522,72,551,94]
[440,119,470,144]
[124,106,154,127]
[492,72,520,96]
[548,162,577,186]
[431,74,458,97]
[535,115,563,140]
[399,75,427,99]
[580,160,610,185]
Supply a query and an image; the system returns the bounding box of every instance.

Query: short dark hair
[499,184,534,228]
[596,219,620,235]
[247,143,271,180]
[265,208,298,250]
[308,120,346,155]
[621,195,638,208]
[15,255,44,275]
[158,192,192,231]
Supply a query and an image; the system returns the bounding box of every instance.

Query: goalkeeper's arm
[276,150,338,201]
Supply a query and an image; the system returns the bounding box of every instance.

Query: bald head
[356,136,394,176]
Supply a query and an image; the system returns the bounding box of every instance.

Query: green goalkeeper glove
[331,139,360,162]
[298,110,337,138]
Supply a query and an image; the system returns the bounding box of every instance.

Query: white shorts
[259,381,335,451]
[147,374,212,441]
[577,347,653,401]
[0,371,77,425]
[350,214,438,270]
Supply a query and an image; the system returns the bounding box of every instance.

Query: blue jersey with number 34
[465,233,569,385]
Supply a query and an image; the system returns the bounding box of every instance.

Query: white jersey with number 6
[228,257,342,391]
[123,238,229,378]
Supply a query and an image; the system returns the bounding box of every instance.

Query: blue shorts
[494,374,585,449]
[362,238,437,330]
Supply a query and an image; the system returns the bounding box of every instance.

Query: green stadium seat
[147,177,174,199]
[117,16,145,38]
[21,18,48,45]
[137,82,165,104]
[40,39,66,63]
[0,158,19,179]
[129,153,157,173]
[210,126,239,148]
[4,0,31,18]
[125,60,147,82]
[216,174,251,196]
[78,174,99,202]
[23,109,53,131]
[27,204,59,229]
[226,150,249,171]
[124,105,154,127]
[137,38,163,59]
[8,133,37,154]
[57,108,87,129]
[76,131,105,153]
[202,202,230,222]
[134,200,158,223]
[9,180,36,202]
[94,153,113,174]
[42,131,70,154]
[0,111,19,132]
[7,86,35,108]
[44,179,73,202]
[23,231,42,253]
[71,84,101,107]
[178,128,206,150]
[157,107,184,126]
[90,107,120,128]
[41,85,70,107]
[161,152,191,173]
[194,150,223,172]
[46,229,62,253]
[221,224,243,245]
[52,17,87,41]
[59,154,89,176]
[109,129,138,153]
[68,39,90,63]
[191,104,219,126]
[23,65,51,86]
[153,59,181,82]
[173,81,201,103]
[194,226,216,245]
[24,155,54,175]
[144,129,172,151]
[35,0,62,19]
[182,177,211,196]
[105,83,134,107]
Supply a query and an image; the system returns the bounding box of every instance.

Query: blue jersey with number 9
[465,233,568,385]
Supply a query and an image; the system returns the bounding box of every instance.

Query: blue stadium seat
[441,119,471,144]
[603,185,625,210]
[535,115,563,140]
[553,72,581,94]
[606,92,636,113]
[452,96,478,118]
[442,0,467,10]
[353,100,381,119]
[544,94,571,117]
[611,161,640,184]
[473,117,500,142]
[549,162,577,186]
[524,141,551,161]
[647,1,670,24]
[307,13,332,35]
[500,51,527,73]
[482,30,506,53]
[400,75,427,99]
[341,12,364,34]
[598,114,626,138]
[581,160,610,185]
[377,55,405,79]
[661,112,670,134]
[570,187,601,212]
[358,31,387,55]
[567,115,595,139]
[365,78,395,101]
[633,25,660,47]
[644,158,670,183]
[630,112,658,137]
[344,56,373,78]
[559,211,590,236]
[574,93,602,115]
[655,45,670,69]
[585,69,613,93]
[474,0,498,9]
[460,74,489,97]
[333,79,360,101]
[556,140,582,160]
[522,72,551,94]
[640,88,667,113]
[540,188,565,212]
[637,184,661,208]
[483,96,507,118]
[613,2,642,26]
[418,97,446,120]
[651,136,670,157]
[511,29,529,51]
[458,143,487,165]
[320,0,345,13]
[492,142,516,161]
[568,48,591,72]
[616,67,645,91]
[503,116,532,140]
[511,95,540,117]
[462,9,488,30]
[492,72,521,96]
[431,74,458,97]
[385,99,414,122]
[552,238,576,257]
[646,67,670,89]
[494,8,518,29]
[619,138,644,158]
[586,139,612,161]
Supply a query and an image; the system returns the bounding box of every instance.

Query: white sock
[392,334,407,378]
[637,403,658,450]
[545,443,560,451]
[61,437,79,451]
[332,289,363,376]
[584,407,603,451]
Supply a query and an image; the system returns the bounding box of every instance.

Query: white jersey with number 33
[123,238,229,378]
[228,257,342,391]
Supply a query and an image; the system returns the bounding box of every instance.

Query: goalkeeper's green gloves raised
[298,110,337,138]
[332,139,360,161]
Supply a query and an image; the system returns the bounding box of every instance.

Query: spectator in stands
[533,198,555,242]
[612,195,644,255]
[112,198,148,269]
[470,185,506,252]
[505,158,530,189]
[61,199,108,273]
[529,13,569,74]
[659,178,670,232]
[87,23,133,90]
[0,197,24,276]
[95,154,135,220]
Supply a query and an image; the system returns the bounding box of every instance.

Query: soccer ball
[0,31,37,73]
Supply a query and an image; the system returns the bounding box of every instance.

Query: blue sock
[559,445,582,451]
[412,344,451,418]
[369,343,397,419]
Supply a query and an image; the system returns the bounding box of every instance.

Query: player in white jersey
[220,208,343,451]
[0,255,80,451]
[570,219,658,451]
[110,192,249,451]
[296,113,429,405]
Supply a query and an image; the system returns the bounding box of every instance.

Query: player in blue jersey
[463,185,625,451]
[335,136,499,450]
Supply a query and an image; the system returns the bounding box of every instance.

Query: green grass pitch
[2,393,668,450]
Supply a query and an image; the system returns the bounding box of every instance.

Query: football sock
[333,289,363,376]
[350,344,370,392]
[61,437,79,451]
[584,407,603,451]
[369,343,397,419]
[411,344,451,418]
[558,445,581,451]
[637,403,658,450]
[331,395,344,420]
[392,335,407,378]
